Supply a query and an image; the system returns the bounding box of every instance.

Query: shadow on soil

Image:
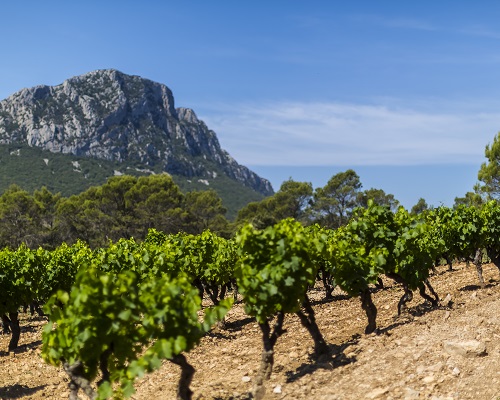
[459,282,497,292]
[309,293,351,307]
[17,339,43,353]
[378,301,444,335]
[19,324,40,334]
[285,334,361,383]
[286,298,444,384]
[224,316,255,333]
[0,339,43,357]
[0,384,47,399]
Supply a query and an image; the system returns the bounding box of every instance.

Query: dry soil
[1,262,499,400]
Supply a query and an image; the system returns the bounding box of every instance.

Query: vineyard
[0,202,500,399]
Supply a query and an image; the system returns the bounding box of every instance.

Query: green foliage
[272,179,314,222]
[357,188,400,212]
[392,208,442,289]
[312,169,363,229]
[327,202,397,296]
[454,187,485,208]
[0,144,152,197]
[0,144,265,222]
[143,227,169,246]
[0,246,39,315]
[42,270,146,397]
[183,189,229,234]
[42,267,230,399]
[0,184,41,248]
[235,218,321,323]
[125,174,186,234]
[410,198,430,215]
[35,241,93,301]
[478,132,500,198]
[175,231,236,287]
[480,200,500,250]
[54,175,230,247]
[167,230,237,305]
[234,179,313,229]
[427,205,484,260]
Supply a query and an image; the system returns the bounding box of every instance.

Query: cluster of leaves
[324,202,445,332]
[234,218,327,398]
[328,203,398,296]
[37,231,234,399]
[235,218,322,323]
[170,231,237,305]
[0,226,239,398]
[392,208,441,289]
[42,268,230,399]
[0,242,92,317]
[426,205,484,263]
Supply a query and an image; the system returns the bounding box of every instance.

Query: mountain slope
[0,69,273,216]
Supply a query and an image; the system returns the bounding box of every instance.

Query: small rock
[443,311,451,320]
[365,387,388,399]
[443,340,487,358]
[423,375,435,384]
[442,293,452,307]
[452,367,460,376]
[241,376,251,383]
[416,365,426,374]
[428,362,443,372]
[404,387,420,399]
[273,385,282,394]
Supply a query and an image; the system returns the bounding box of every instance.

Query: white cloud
[199,100,500,166]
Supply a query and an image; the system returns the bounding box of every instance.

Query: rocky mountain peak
[0,69,273,196]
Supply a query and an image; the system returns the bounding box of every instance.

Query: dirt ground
[1,262,499,400]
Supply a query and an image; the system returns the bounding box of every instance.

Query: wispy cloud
[458,25,500,40]
[356,14,500,40]
[352,14,439,32]
[199,100,500,166]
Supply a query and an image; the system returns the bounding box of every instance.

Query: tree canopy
[478,132,500,198]
[0,175,230,248]
[235,170,401,230]
[311,169,363,229]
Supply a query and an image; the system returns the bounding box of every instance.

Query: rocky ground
[1,262,499,400]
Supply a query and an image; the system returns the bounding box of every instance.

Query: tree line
[3,131,500,249]
[0,174,228,249]
[0,169,407,249]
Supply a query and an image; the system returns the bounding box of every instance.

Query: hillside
[0,70,273,217]
[0,144,264,219]
[1,262,498,399]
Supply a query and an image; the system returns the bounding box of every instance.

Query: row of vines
[1,201,500,399]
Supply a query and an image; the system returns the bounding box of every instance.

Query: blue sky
[2,1,500,209]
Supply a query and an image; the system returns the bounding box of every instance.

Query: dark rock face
[0,69,273,196]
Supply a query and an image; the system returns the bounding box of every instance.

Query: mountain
[0,69,274,217]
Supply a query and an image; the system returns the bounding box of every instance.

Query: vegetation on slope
[0,144,265,220]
